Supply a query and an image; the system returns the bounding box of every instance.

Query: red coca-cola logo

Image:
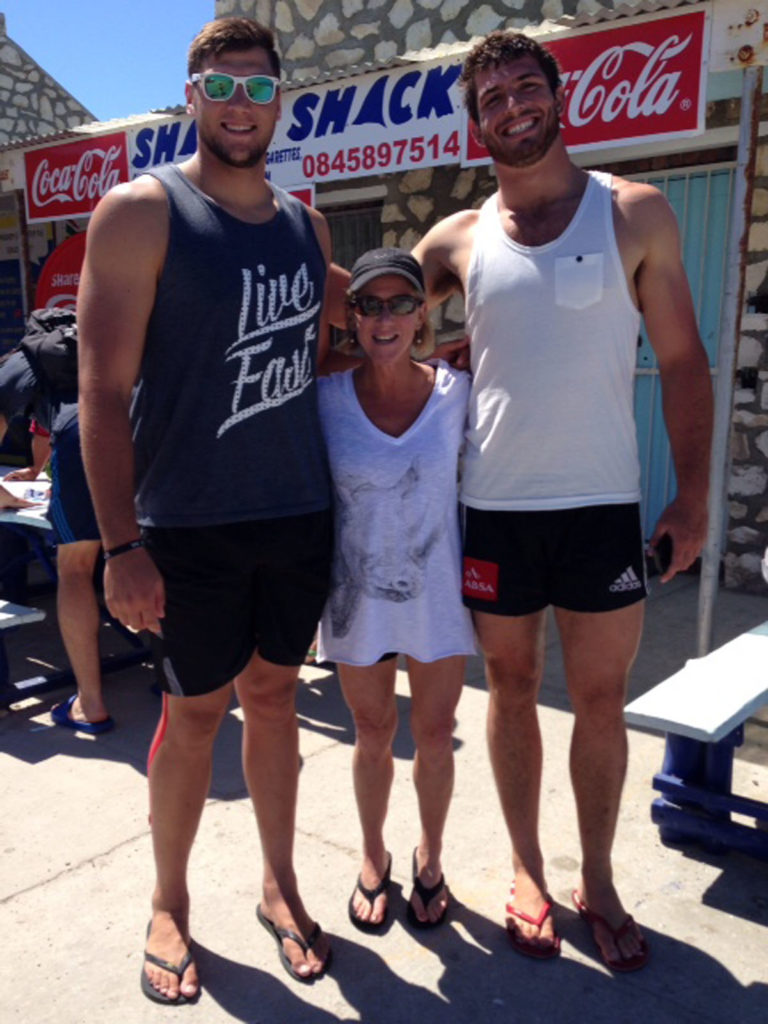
[34,232,86,310]
[464,10,706,160]
[25,132,130,222]
[554,12,705,148]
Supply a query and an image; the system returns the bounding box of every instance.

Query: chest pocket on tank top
[554,252,604,310]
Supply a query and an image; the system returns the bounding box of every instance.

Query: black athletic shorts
[461,503,647,616]
[145,510,333,696]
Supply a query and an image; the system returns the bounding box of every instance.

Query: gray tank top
[132,164,330,527]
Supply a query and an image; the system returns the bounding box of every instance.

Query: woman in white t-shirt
[317,248,475,933]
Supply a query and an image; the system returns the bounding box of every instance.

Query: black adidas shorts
[144,510,333,696]
[461,503,647,616]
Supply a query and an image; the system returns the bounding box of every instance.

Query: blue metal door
[633,165,733,538]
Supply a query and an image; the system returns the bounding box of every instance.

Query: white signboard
[272,58,464,185]
[126,58,464,190]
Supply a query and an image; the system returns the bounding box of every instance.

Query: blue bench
[624,621,768,861]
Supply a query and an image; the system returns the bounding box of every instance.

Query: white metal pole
[697,66,762,656]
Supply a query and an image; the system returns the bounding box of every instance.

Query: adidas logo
[609,567,643,593]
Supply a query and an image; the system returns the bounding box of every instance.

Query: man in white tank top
[414,31,712,971]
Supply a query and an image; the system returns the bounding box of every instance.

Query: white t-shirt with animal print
[317,361,476,665]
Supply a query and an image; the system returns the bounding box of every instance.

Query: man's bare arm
[412,209,476,309]
[413,210,477,368]
[325,262,350,332]
[78,177,168,631]
[4,432,51,481]
[305,205,334,370]
[320,262,364,374]
[626,182,713,580]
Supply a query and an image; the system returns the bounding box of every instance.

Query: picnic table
[0,478,58,598]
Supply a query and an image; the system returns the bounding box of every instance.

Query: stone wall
[0,13,94,145]
[215,0,582,77]
[728,136,768,592]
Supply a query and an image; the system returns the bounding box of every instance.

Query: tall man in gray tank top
[78,18,334,1003]
[413,32,713,971]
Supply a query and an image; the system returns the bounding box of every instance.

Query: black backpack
[17,308,78,398]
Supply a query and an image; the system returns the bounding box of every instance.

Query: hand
[0,483,34,509]
[3,467,40,482]
[104,546,165,635]
[433,335,471,370]
[650,496,707,583]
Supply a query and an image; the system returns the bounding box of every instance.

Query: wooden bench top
[624,621,768,743]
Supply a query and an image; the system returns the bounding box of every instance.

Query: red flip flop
[572,890,649,972]
[505,884,561,960]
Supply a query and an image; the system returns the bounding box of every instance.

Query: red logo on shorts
[462,557,499,600]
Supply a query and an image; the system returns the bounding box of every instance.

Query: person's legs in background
[48,415,112,730]
[54,538,107,724]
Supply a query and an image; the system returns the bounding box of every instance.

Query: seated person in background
[317,248,475,930]
[0,339,112,733]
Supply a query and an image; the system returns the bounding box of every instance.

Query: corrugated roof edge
[0,0,704,154]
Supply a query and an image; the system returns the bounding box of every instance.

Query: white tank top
[462,170,642,511]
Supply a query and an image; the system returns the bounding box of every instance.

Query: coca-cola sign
[25,133,130,223]
[463,10,707,162]
[555,11,707,147]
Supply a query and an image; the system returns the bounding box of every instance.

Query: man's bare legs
[55,540,107,723]
[406,654,465,923]
[338,659,399,926]
[144,650,330,998]
[144,685,232,1001]
[556,602,646,964]
[476,602,646,962]
[474,610,556,951]
[235,651,330,978]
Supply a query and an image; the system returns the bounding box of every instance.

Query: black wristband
[103,538,144,561]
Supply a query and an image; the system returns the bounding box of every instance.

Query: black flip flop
[406,848,449,929]
[348,853,392,932]
[140,923,199,1005]
[256,903,331,983]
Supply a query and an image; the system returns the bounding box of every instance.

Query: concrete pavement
[1,573,767,1023]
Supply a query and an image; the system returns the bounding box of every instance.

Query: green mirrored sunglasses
[190,72,279,105]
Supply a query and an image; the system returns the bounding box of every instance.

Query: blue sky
[3,0,217,121]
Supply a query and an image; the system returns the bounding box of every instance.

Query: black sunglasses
[351,294,423,317]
